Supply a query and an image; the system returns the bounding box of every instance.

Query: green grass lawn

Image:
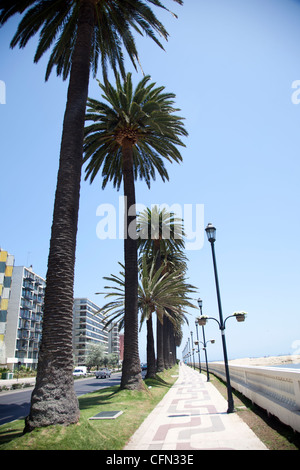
[0,366,179,451]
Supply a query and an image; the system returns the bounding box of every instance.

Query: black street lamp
[195,319,202,374]
[196,298,215,381]
[182,340,189,364]
[201,336,215,382]
[204,223,246,413]
[190,331,195,369]
[202,330,214,382]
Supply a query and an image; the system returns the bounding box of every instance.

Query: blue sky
[1,0,300,363]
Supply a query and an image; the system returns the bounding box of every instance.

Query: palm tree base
[120,373,144,391]
[145,372,156,379]
[23,367,80,433]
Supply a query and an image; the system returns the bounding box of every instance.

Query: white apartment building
[5,266,45,371]
[107,322,120,359]
[73,298,109,366]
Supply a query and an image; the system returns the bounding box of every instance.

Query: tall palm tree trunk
[24,1,95,433]
[120,139,143,390]
[145,315,156,378]
[172,327,178,365]
[163,317,172,369]
[154,245,164,372]
[156,316,164,372]
[169,322,176,366]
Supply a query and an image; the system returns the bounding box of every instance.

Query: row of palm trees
[83,75,190,389]
[98,206,197,379]
[0,0,187,431]
[83,74,188,390]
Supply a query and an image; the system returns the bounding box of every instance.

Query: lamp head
[205,223,216,243]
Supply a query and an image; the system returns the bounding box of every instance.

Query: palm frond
[96,256,197,336]
[83,73,187,189]
[0,0,183,81]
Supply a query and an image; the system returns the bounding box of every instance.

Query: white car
[73,367,87,376]
[95,368,111,379]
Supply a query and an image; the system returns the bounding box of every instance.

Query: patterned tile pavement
[124,363,268,450]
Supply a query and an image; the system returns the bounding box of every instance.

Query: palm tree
[83,73,187,389]
[137,206,186,371]
[98,257,196,378]
[138,206,185,259]
[0,0,183,432]
[160,250,188,369]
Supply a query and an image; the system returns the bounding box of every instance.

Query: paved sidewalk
[0,376,36,390]
[124,363,268,451]
[0,376,35,388]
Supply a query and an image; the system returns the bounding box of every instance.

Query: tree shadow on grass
[78,385,121,411]
[144,375,171,388]
[0,427,24,446]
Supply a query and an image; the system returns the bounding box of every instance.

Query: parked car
[141,363,147,371]
[95,368,111,379]
[73,366,87,376]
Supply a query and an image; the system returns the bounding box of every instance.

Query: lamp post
[205,223,235,413]
[197,298,215,381]
[190,331,195,369]
[195,319,202,373]
[197,312,246,410]
[182,340,189,363]
[201,325,215,382]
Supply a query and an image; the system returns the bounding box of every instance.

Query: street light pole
[197,298,215,382]
[201,325,210,382]
[195,320,202,373]
[205,223,234,413]
[187,337,191,366]
[190,331,195,369]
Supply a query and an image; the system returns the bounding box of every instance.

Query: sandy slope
[226,355,300,367]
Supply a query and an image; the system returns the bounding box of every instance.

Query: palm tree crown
[83,72,188,187]
[0,0,183,81]
[137,205,185,259]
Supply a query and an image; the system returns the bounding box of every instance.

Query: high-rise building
[0,248,14,365]
[5,266,45,371]
[72,298,109,366]
[119,333,124,362]
[107,322,120,360]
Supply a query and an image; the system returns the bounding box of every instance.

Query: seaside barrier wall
[191,362,300,433]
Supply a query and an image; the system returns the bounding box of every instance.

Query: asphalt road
[0,372,122,426]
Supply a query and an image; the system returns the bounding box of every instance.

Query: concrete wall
[194,361,300,433]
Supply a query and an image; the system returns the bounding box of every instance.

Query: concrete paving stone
[123,363,268,451]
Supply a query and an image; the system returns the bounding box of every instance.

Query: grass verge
[0,366,178,451]
[204,370,300,451]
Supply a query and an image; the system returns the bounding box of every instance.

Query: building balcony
[20,310,31,320]
[16,343,28,351]
[21,301,33,309]
[23,283,34,291]
[18,332,30,340]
